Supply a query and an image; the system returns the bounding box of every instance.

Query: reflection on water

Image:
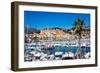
[42,46,90,55]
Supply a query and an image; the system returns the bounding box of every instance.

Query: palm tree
[73,18,86,59]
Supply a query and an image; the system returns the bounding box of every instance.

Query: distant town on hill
[24,26,90,43]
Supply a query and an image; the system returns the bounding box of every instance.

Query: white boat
[30,51,36,55]
[34,52,41,60]
[62,52,74,59]
[55,52,63,60]
[55,52,63,56]
[49,54,55,60]
[84,52,91,59]
[40,53,48,61]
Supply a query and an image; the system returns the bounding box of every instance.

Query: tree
[73,18,86,59]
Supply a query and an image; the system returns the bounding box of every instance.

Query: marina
[24,40,90,61]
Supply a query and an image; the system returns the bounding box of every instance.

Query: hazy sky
[24,11,90,30]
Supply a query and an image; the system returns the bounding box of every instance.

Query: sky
[24,11,90,30]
